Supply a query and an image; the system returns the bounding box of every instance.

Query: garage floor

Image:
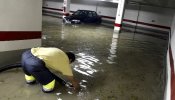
[0,16,168,100]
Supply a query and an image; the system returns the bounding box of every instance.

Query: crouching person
[21,47,79,93]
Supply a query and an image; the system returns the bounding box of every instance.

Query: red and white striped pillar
[114,0,126,33]
[166,39,175,100]
[63,0,70,18]
[0,0,42,52]
[164,14,175,100]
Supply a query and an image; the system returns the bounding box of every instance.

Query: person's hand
[66,76,80,92]
[71,80,80,91]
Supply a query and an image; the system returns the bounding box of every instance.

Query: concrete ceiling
[127,0,175,9]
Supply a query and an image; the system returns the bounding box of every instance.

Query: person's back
[21,47,79,93]
[31,47,73,76]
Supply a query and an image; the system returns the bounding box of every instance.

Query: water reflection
[73,53,100,77]
[56,93,62,96]
[106,32,119,64]
[43,16,167,100]
[61,24,65,40]
[56,79,89,100]
[56,52,100,99]
[57,97,62,100]
[77,80,89,100]
[42,35,47,40]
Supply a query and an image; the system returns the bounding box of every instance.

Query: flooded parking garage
[0,16,168,100]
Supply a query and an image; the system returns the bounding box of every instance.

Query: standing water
[0,16,168,100]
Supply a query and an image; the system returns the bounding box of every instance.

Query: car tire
[96,19,101,24]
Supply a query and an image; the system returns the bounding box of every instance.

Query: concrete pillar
[63,0,71,17]
[170,14,175,100]
[164,14,175,100]
[0,0,42,65]
[114,0,126,33]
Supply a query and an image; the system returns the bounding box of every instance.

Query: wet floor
[0,16,168,100]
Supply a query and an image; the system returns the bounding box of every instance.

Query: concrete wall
[0,0,42,66]
[43,0,117,20]
[0,0,42,31]
[43,0,173,35]
[124,5,173,31]
[0,50,25,65]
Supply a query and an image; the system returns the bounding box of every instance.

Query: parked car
[63,10,102,24]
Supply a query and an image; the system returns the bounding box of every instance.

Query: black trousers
[21,50,54,85]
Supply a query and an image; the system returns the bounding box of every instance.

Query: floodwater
[0,16,168,100]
